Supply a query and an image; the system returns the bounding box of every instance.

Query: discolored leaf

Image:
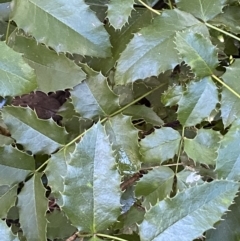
[184,128,222,165]
[0,184,18,218]
[17,173,48,241]
[62,123,121,233]
[177,77,218,126]
[176,0,228,22]
[140,127,181,165]
[175,32,218,78]
[107,0,134,29]
[105,114,141,173]
[0,219,19,241]
[9,33,86,92]
[11,0,111,57]
[71,69,119,119]
[2,106,68,154]
[221,60,240,127]
[139,180,239,241]
[0,42,37,97]
[0,145,35,186]
[135,167,174,208]
[215,119,240,181]
[115,9,208,84]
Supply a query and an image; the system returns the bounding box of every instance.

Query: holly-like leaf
[220,59,240,127]
[135,167,174,208]
[215,119,240,181]
[0,184,18,218]
[161,85,184,107]
[11,0,111,57]
[107,0,134,29]
[206,194,240,240]
[47,210,76,240]
[105,114,141,173]
[71,70,119,119]
[123,105,164,126]
[176,0,228,22]
[0,145,35,186]
[212,6,240,34]
[0,219,19,241]
[175,32,218,78]
[2,106,68,154]
[62,123,121,233]
[177,77,218,126]
[0,42,36,97]
[9,33,86,92]
[139,180,239,241]
[115,9,208,84]
[17,173,48,241]
[140,127,181,165]
[184,128,222,165]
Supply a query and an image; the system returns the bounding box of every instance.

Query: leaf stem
[5,20,11,44]
[96,233,128,241]
[167,0,173,9]
[138,0,160,15]
[205,22,240,42]
[175,126,185,174]
[212,74,240,99]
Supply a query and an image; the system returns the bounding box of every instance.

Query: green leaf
[0,219,19,241]
[17,173,48,241]
[177,77,218,126]
[123,105,164,126]
[114,9,208,84]
[161,85,183,107]
[9,33,86,92]
[221,60,240,127]
[176,0,228,22]
[105,114,141,173]
[0,184,18,218]
[175,32,218,78]
[0,2,10,21]
[139,180,239,241]
[140,127,181,165]
[215,119,240,181]
[62,123,121,233]
[212,6,240,34]
[206,194,240,241]
[11,0,111,57]
[0,145,35,186]
[184,128,222,165]
[107,0,134,29]
[45,145,75,196]
[0,42,36,97]
[135,167,174,208]
[2,106,68,154]
[71,70,119,119]
[47,210,76,240]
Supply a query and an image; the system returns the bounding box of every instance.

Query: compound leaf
[184,128,222,165]
[176,0,228,22]
[175,31,218,78]
[215,119,240,181]
[139,180,239,241]
[107,0,134,29]
[17,173,48,241]
[220,60,240,128]
[177,77,218,126]
[140,127,181,165]
[0,42,36,97]
[62,123,121,233]
[115,9,207,84]
[11,0,111,57]
[2,106,68,154]
[0,145,35,186]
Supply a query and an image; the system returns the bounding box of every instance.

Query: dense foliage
[0,0,240,240]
